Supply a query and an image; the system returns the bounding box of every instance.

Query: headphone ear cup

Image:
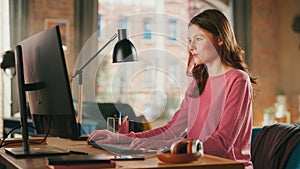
[186,140,193,154]
[170,140,180,154]
[170,139,204,154]
[190,139,201,154]
[170,140,188,154]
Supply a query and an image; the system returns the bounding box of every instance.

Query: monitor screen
[15,26,80,139]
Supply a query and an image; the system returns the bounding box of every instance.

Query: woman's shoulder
[225,68,251,84]
[226,68,249,79]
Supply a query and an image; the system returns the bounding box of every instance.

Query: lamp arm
[72,33,118,79]
[70,33,117,133]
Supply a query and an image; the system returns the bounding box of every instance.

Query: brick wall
[251,0,300,126]
[29,0,76,75]
[251,0,281,125]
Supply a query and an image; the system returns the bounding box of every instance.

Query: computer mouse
[87,139,95,145]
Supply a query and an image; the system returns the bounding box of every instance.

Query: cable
[36,117,52,145]
[0,120,51,148]
[0,124,22,148]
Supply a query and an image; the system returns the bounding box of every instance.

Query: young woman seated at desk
[88,9,257,169]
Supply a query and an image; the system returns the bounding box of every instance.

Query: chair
[286,142,300,169]
[251,124,300,169]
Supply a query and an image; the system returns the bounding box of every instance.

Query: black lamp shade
[1,50,15,69]
[112,38,138,63]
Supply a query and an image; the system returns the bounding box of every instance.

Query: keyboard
[88,141,146,155]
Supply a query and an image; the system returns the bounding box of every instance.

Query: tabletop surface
[0,137,244,169]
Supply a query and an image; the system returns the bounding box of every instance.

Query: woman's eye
[196,38,202,41]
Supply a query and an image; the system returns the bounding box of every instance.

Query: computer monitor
[5,26,91,157]
[5,25,87,157]
[15,25,82,139]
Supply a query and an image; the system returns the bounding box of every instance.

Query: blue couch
[251,125,300,169]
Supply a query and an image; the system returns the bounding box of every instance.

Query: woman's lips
[192,54,198,58]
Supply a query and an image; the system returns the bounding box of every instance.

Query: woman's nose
[189,41,196,51]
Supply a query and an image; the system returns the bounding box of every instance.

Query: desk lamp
[71,29,138,133]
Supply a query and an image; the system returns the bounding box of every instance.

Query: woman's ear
[217,36,223,46]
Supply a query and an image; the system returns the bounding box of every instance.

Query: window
[168,19,177,40]
[168,62,179,86]
[0,0,12,119]
[143,18,152,39]
[119,17,128,29]
[143,63,154,85]
[97,14,101,38]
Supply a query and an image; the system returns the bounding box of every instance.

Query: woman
[88,9,257,169]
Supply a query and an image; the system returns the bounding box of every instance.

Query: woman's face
[188,24,220,66]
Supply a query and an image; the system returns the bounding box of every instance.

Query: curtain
[73,0,98,102]
[74,0,98,57]
[9,0,29,48]
[229,0,252,64]
[7,0,29,115]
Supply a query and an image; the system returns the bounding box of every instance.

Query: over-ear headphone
[157,139,204,163]
[170,139,203,155]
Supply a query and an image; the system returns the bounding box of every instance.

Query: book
[47,154,116,169]
[47,154,113,165]
[47,162,116,169]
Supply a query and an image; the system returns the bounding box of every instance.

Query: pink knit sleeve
[203,76,253,160]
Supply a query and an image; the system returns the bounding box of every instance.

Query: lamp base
[70,123,89,141]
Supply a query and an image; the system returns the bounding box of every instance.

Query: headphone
[170,139,204,155]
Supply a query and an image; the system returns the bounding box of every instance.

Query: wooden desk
[0,138,244,169]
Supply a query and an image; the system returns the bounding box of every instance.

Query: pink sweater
[127,69,253,169]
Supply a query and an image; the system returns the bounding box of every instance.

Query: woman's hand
[88,129,120,144]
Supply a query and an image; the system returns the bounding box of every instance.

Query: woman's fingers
[130,138,169,150]
[88,130,110,142]
[130,138,146,149]
[95,138,111,144]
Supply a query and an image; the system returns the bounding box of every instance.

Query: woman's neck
[206,61,232,76]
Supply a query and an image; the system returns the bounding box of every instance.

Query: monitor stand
[9,46,69,158]
[5,146,70,158]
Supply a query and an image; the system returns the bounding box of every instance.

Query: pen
[69,150,89,155]
[118,111,122,126]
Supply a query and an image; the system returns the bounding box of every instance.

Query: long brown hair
[188,9,257,97]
